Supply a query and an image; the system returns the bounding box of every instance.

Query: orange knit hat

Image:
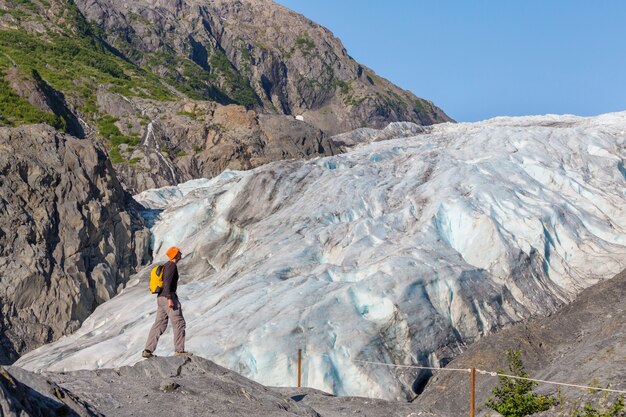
[166,246,181,261]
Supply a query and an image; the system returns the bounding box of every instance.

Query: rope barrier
[353,359,626,394]
[475,369,626,395]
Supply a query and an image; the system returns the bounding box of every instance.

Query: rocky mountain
[0,0,451,192]
[0,0,449,366]
[94,95,338,192]
[0,124,150,364]
[75,0,450,131]
[0,0,451,372]
[416,268,626,417]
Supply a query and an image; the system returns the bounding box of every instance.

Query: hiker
[142,246,192,358]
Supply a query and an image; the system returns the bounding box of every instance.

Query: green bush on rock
[486,349,556,417]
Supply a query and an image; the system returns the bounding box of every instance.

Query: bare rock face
[0,125,150,364]
[275,387,430,417]
[99,98,337,193]
[0,367,101,417]
[328,121,430,151]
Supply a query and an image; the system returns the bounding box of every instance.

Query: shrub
[295,35,315,56]
[177,110,197,120]
[109,145,124,164]
[486,349,556,417]
[333,79,350,95]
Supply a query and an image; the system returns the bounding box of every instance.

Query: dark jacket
[159,261,179,299]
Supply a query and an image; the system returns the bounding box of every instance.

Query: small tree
[486,349,556,417]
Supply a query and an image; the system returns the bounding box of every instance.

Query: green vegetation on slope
[0,29,172,107]
[0,69,64,129]
[485,350,626,417]
[97,115,140,164]
[146,50,258,108]
[0,0,173,130]
[209,48,258,108]
[0,0,179,165]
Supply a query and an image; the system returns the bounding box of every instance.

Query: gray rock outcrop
[2,356,435,416]
[274,387,431,417]
[0,367,102,417]
[0,125,150,364]
[328,121,431,151]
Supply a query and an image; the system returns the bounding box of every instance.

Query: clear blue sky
[275,0,626,122]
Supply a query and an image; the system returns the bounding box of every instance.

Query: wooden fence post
[470,367,476,417]
[297,349,302,388]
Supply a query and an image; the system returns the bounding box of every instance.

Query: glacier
[16,113,626,400]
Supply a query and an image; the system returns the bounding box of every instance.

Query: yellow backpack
[149,264,166,294]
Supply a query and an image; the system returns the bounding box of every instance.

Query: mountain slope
[16,112,626,400]
[75,0,451,132]
[0,0,451,192]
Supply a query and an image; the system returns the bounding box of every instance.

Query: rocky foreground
[1,355,429,417]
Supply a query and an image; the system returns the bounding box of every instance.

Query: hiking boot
[174,351,193,357]
[142,349,155,358]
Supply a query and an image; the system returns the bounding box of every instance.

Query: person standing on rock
[142,246,193,358]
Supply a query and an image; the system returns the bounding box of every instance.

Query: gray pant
[145,294,186,353]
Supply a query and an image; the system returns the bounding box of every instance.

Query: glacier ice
[16,112,626,400]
